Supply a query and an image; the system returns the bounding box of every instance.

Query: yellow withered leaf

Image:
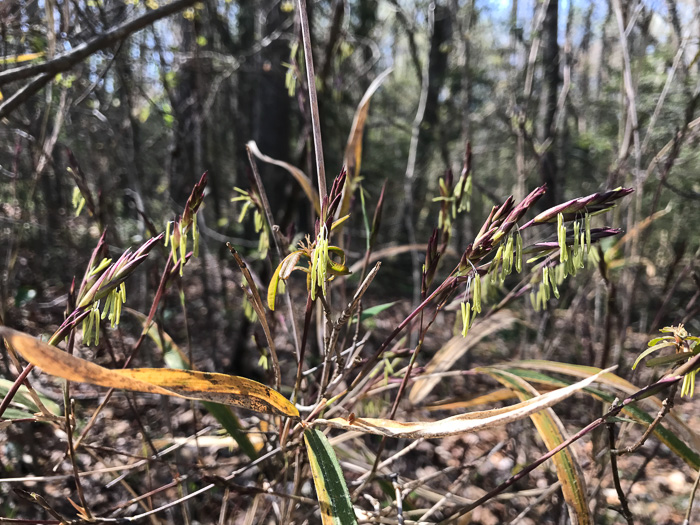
[425,388,517,412]
[339,68,392,219]
[0,327,299,418]
[1,52,45,64]
[315,367,613,439]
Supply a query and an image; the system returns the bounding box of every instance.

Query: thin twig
[0,0,198,119]
[327,263,381,368]
[354,439,425,484]
[126,443,292,522]
[607,422,635,524]
[505,482,562,525]
[226,243,281,391]
[0,0,197,85]
[245,146,301,359]
[392,474,405,525]
[640,11,696,156]
[612,0,641,172]
[0,360,34,419]
[619,383,677,455]
[683,465,700,525]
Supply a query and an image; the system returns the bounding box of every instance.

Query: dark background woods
[1,0,700,523]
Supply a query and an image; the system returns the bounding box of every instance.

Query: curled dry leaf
[247,140,320,216]
[0,327,299,418]
[339,68,393,219]
[315,367,614,439]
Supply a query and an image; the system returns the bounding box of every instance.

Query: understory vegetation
[1,1,700,524]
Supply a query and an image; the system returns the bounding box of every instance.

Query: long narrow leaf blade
[125,309,260,460]
[508,360,700,457]
[409,310,517,404]
[502,365,700,470]
[304,427,357,525]
[339,68,393,218]
[1,327,299,418]
[317,367,613,438]
[247,140,320,215]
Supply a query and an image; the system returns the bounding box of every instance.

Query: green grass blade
[304,427,357,525]
[0,378,61,416]
[358,301,397,323]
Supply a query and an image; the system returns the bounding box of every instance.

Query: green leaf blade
[304,428,357,525]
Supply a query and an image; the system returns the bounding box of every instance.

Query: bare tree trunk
[256,0,292,212]
[170,15,204,205]
[416,3,452,170]
[578,2,594,133]
[538,0,559,210]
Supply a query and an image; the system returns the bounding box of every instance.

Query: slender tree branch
[607,422,635,525]
[0,0,198,119]
[684,464,700,525]
[0,0,198,86]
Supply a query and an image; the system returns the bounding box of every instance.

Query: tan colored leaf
[315,367,613,438]
[345,244,458,276]
[425,388,517,412]
[339,68,392,218]
[247,140,320,216]
[152,434,265,452]
[0,327,299,418]
[346,244,425,274]
[409,310,517,404]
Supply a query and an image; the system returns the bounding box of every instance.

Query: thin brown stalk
[0,361,34,419]
[63,333,92,520]
[226,243,281,391]
[327,263,381,370]
[291,293,315,405]
[126,444,293,522]
[245,146,301,359]
[297,0,327,205]
[684,465,700,525]
[505,482,562,525]
[619,383,677,455]
[607,422,635,524]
